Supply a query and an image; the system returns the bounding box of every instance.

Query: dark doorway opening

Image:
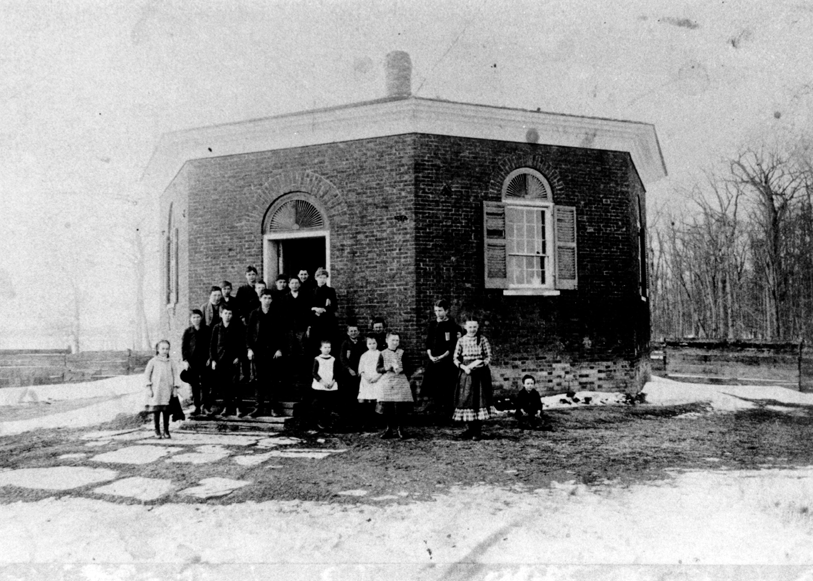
[264,235,327,284]
[280,237,326,280]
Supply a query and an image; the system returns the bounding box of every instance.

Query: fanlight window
[502,169,552,202]
[266,198,325,232]
[484,167,577,293]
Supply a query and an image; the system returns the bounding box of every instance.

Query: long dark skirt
[422,358,457,413]
[452,365,497,422]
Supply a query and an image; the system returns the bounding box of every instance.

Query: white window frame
[501,169,560,296]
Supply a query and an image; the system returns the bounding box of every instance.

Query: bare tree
[651,138,813,343]
[730,146,807,339]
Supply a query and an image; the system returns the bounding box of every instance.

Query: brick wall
[164,136,420,356]
[158,133,649,392]
[158,164,191,362]
[413,135,648,392]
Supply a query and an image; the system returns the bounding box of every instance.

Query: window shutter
[164,234,171,305]
[554,205,577,290]
[173,228,179,304]
[483,201,508,289]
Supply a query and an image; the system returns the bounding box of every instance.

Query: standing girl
[376,331,413,439]
[311,339,339,430]
[357,334,383,431]
[452,317,496,440]
[145,339,180,439]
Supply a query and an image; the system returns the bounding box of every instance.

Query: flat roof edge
[143,97,667,190]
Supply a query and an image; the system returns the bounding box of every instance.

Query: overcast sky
[1,0,811,347]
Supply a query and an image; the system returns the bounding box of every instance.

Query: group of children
[144,268,545,440]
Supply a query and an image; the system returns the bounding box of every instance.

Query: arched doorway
[262,194,330,283]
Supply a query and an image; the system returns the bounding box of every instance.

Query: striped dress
[452,334,497,422]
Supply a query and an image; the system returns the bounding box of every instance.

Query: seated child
[515,374,543,422]
[376,331,413,439]
[357,334,383,431]
[311,339,339,430]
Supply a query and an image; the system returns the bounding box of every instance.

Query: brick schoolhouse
[144,51,666,394]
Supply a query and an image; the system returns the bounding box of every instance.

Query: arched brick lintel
[242,170,349,234]
[488,153,565,202]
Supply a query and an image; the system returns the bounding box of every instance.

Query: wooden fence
[653,339,813,391]
[0,349,153,388]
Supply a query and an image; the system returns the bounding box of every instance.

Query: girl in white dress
[357,335,383,430]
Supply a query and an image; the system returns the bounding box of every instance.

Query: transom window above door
[262,193,330,287]
[264,197,326,232]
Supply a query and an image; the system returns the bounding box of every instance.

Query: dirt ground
[3,382,813,580]
[1,399,811,505]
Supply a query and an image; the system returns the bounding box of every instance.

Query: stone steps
[178,416,293,433]
[178,401,300,433]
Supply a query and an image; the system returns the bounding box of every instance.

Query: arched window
[165,204,178,306]
[484,168,577,294]
[262,194,330,284]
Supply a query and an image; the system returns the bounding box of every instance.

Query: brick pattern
[159,133,650,391]
[164,136,421,361]
[412,135,649,392]
[158,165,191,362]
[492,357,644,394]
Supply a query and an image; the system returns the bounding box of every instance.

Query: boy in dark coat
[245,289,286,417]
[271,274,289,302]
[235,265,261,324]
[220,280,235,311]
[339,323,366,424]
[283,276,312,395]
[209,303,246,417]
[201,286,223,328]
[181,309,211,415]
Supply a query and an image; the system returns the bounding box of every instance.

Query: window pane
[505,205,548,287]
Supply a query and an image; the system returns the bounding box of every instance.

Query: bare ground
[2,400,812,506]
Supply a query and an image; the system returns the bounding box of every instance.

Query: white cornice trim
[142,97,667,192]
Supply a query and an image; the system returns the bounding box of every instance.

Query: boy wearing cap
[181,309,211,416]
[201,286,223,328]
[271,274,289,302]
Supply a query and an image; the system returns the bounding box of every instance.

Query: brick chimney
[385,51,412,98]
